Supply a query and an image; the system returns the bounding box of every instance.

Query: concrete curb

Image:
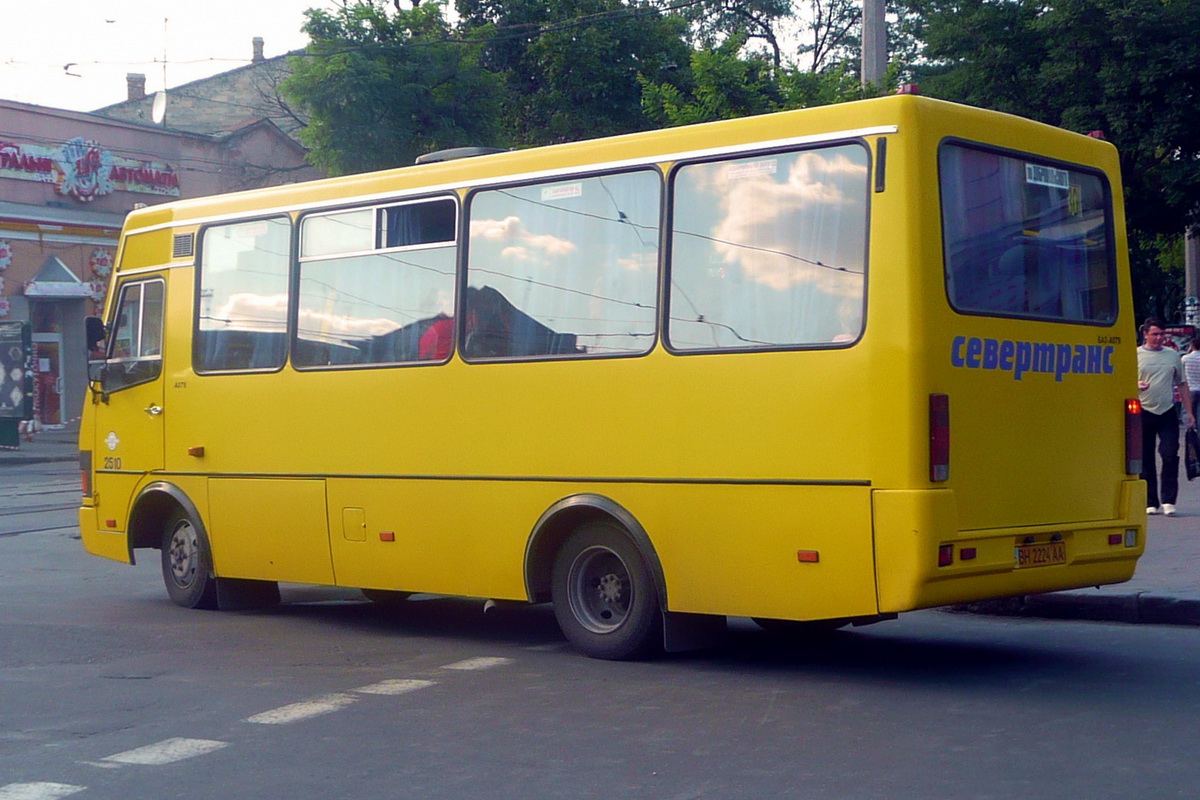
[953,592,1200,626]
[0,455,77,467]
[0,444,77,467]
[0,430,79,467]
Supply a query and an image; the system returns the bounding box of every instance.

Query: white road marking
[441,656,514,671]
[0,785,85,800]
[12,657,519,789]
[354,678,437,695]
[101,737,229,766]
[244,693,358,725]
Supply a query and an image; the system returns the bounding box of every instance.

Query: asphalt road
[2,465,1198,799]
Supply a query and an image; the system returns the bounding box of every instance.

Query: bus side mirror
[87,360,109,403]
[85,316,107,355]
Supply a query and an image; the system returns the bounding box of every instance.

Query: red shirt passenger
[418,316,453,361]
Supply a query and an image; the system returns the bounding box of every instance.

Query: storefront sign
[0,138,180,202]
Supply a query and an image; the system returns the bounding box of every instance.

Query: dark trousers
[1142,406,1180,507]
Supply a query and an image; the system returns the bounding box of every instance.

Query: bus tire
[160,509,218,610]
[551,521,662,660]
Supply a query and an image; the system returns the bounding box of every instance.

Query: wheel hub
[595,573,623,605]
[568,546,633,634]
[168,522,198,588]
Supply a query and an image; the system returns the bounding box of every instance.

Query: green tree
[1132,235,1186,324]
[909,0,1200,321]
[641,35,783,126]
[282,1,503,174]
[794,0,862,72]
[641,33,869,128]
[456,0,692,146]
[674,0,792,67]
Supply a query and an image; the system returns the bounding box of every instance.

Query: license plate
[1014,541,1067,569]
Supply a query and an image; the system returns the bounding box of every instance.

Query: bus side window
[196,217,291,373]
[105,279,165,392]
[667,145,869,351]
[382,201,456,249]
[464,170,660,361]
[294,199,458,369]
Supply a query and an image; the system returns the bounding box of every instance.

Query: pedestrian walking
[1183,336,1200,420]
[1138,317,1196,516]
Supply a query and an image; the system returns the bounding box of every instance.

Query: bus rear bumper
[873,481,1146,613]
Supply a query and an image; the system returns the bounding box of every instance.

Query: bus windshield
[940,142,1116,324]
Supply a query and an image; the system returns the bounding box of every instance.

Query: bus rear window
[940,143,1116,324]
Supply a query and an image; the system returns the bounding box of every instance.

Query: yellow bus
[79,93,1146,659]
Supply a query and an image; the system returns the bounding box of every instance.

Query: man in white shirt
[1182,336,1200,420]
[1138,318,1196,516]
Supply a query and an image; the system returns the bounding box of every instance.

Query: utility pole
[862,0,887,88]
[1186,227,1199,327]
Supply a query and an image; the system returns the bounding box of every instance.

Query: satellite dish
[151,91,167,125]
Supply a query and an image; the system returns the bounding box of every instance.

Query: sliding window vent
[172,233,195,259]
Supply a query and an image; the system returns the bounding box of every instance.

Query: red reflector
[960,547,977,561]
[105,519,118,529]
[79,451,92,498]
[1108,534,1123,545]
[1125,398,1143,475]
[938,544,954,567]
[379,531,396,542]
[796,550,820,563]
[930,393,950,481]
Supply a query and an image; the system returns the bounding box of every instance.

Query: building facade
[0,46,317,429]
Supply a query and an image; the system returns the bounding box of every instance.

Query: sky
[0,1,339,112]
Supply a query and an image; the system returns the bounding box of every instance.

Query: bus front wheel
[161,509,218,610]
[551,522,662,660]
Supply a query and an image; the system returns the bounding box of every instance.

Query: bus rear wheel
[551,521,662,660]
[161,509,218,610]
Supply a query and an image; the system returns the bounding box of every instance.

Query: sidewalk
[957,492,1200,626]
[3,431,1197,626]
[0,422,80,467]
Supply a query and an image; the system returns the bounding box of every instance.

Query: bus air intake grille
[173,233,195,258]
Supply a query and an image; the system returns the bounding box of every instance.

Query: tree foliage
[641,34,867,127]
[794,0,861,72]
[910,0,1200,321]
[282,2,503,174]
[283,0,885,172]
[455,0,692,146]
[674,0,793,67]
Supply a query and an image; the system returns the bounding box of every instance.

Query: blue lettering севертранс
[951,336,1114,381]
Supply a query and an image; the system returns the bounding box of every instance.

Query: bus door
[93,276,167,526]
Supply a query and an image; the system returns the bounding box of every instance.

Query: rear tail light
[1125,398,1142,475]
[79,449,92,498]
[930,393,950,481]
